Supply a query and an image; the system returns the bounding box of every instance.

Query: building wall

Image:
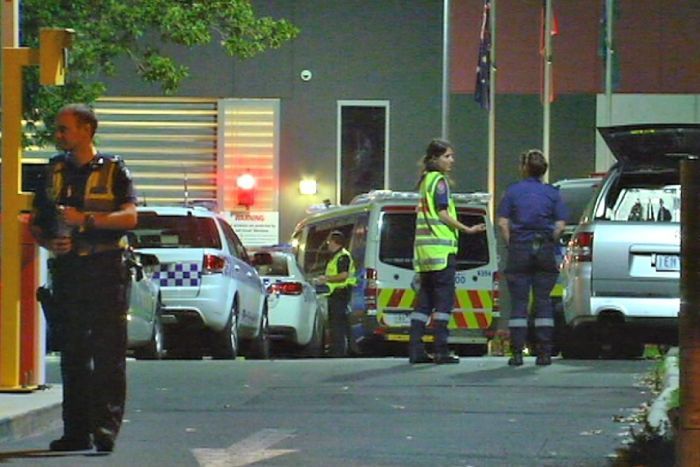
[99,0,700,240]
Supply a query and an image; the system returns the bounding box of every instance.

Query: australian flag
[474,0,491,110]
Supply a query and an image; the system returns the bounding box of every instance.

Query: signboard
[226,211,279,247]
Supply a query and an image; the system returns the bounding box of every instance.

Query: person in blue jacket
[497,149,567,366]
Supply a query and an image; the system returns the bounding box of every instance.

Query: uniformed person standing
[497,149,567,366]
[409,139,486,364]
[317,231,356,357]
[30,104,138,452]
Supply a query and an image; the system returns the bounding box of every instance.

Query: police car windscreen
[379,212,489,271]
[130,213,222,249]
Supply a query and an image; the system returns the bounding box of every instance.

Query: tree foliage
[21,0,299,146]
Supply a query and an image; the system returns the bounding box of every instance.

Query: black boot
[409,350,433,364]
[49,437,93,452]
[434,353,460,364]
[508,351,524,367]
[536,352,552,366]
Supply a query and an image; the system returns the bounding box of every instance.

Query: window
[302,221,356,276]
[132,213,221,249]
[338,101,389,204]
[378,211,489,271]
[218,218,249,261]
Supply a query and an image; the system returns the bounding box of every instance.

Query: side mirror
[252,252,273,267]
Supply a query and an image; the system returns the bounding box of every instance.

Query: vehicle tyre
[247,301,270,360]
[560,326,600,360]
[608,339,645,360]
[135,298,166,360]
[301,313,325,357]
[211,300,239,360]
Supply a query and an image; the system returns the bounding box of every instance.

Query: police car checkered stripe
[153,262,201,287]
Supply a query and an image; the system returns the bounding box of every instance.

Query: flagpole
[441,0,451,140]
[542,0,553,182]
[602,0,615,171]
[488,0,497,220]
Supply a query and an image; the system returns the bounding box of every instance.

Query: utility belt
[71,239,124,257]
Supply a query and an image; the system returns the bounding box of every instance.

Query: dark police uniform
[32,152,136,447]
[497,176,567,355]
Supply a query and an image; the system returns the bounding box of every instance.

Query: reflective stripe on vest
[325,248,357,294]
[48,156,120,214]
[413,172,457,272]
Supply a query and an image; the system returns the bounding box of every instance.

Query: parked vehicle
[291,190,499,356]
[126,250,166,359]
[252,247,327,357]
[129,206,269,359]
[561,124,700,359]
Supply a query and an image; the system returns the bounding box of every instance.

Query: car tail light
[569,232,594,262]
[267,282,303,295]
[203,254,226,273]
[365,268,378,311]
[492,271,500,313]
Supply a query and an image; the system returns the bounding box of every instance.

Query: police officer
[497,149,567,366]
[30,103,137,452]
[317,231,356,357]
[409,139,486,364]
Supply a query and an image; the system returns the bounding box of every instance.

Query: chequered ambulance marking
[153,262,201,287]
[378,288,494,329]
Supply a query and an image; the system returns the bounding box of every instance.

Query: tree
[20,0,299,146]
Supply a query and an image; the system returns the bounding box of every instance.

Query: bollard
[678,158,700,466]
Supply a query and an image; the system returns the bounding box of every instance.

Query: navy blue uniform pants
[505,240,558,353]
[328,290,351,357]
[409,255,456,356]
[52,250,129,442]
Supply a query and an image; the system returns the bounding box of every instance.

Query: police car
[129,206,269,359]
[252,247,327,357]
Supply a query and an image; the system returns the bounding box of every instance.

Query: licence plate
[656,254,680,272]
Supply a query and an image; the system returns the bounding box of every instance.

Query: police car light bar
[453,192,491,204]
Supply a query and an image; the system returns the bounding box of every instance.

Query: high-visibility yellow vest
[414,171,458,272]
[325,247,357,294]
[47,154,122,213]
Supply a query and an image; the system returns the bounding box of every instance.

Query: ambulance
[291,190,499,356]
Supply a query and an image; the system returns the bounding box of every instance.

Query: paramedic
[497,149,567,367]
[30,103,138,452]
[410,139,486,365]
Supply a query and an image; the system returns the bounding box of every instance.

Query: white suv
[130,206,269,359]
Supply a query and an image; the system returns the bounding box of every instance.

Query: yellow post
[0,47,36,390]
[1,28,73,391]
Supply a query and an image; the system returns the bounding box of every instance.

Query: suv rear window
[379,211,489,271]
[595,172,680,223]
[131,213,222,249]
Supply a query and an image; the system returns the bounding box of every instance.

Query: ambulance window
[304,222,356,276]
[379,212,416,270]
[456,212,489,270]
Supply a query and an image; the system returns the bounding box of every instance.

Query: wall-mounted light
[299,178,317,195]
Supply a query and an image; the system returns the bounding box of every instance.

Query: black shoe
[536,353,552,366]
[508,352,524,367]
[434,353,460,365]
[49,437,93,452]
[409,352,433,364]
[93,428,116,453]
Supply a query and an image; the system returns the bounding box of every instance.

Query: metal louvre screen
[217,99,279,212]
[93,98,218,205]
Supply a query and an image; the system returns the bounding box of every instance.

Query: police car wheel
[135,300,166,360]
[211,301,239,360]
[247,301,270,360]
[301,312,324,358]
